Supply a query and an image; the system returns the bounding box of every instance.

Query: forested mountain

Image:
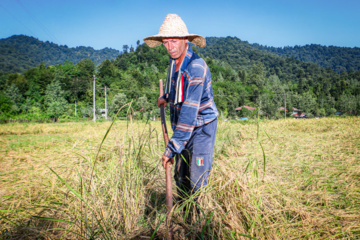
[0,44,37,73]
[2,35,360,75]
[198,37,338,85]
[251,42,360,73]
[0,36,359,123]
[0,35,120,73]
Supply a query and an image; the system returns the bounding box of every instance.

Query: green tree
[45,80,68,120]
[299,91,317,116]
[123,45,129,54]
[37,63,55,92]
[0,94,14,116]
[4,84,23,113]
[257,94,279,118]
[7,73,29,94]
[4,84,23,105]
[109,93,128,117]
[98,59,115,78]
[76,59,95,78]
[338,94,357,114]
[137,95,154,120]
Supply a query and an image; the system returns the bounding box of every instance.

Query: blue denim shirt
[164,46,218,158]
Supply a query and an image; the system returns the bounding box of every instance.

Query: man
[144,14,218,201]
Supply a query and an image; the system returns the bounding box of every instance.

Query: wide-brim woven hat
[144,14,206,48]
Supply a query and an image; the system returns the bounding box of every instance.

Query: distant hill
[0,35,120,73]
[198,37,360,73]
[198,37,322,84]
[0,44,37,73]
[1,35,359,75]
[199,36,276,71]
[251,43,360,73]
[196,37,360,85]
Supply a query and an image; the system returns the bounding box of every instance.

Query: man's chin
[168,52,180,59]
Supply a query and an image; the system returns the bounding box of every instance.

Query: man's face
[162,37,188,59]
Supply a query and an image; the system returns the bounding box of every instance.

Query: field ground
[0,117,359,239]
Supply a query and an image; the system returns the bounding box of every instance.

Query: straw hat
[144,14,206,48]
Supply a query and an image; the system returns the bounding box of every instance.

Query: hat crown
[143,13,206,48]
[158,14,189,36]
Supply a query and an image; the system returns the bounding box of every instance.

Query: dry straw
[1,116,360,239]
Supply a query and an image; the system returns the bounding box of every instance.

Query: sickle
[159,79,173,239]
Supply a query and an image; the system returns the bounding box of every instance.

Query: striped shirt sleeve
[164,61,206,158]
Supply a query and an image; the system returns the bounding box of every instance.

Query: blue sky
[1,0,359,50]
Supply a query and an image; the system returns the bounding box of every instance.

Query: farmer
[144,14,218,201]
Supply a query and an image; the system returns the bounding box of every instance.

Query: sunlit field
[0,116,359,239]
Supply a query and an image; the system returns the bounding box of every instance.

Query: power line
[68,86,292,98]
[15,0,61,44]
[93,75,96,121]
[0,2,36,37]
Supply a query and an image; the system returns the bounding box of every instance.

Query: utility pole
[74,77,79,118]
[284,93,287,120]
[104,86,108,120]
[93,74,96,122]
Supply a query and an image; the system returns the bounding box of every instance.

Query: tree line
[0,36,359,123]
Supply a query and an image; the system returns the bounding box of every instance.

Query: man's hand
[162,154,174,169]
[158,97,168,108]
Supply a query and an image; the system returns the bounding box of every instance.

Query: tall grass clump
[184,116,360,239]
[44,104,169,239]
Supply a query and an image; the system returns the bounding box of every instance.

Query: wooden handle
[159,79,173,240]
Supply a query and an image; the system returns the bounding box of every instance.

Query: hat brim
[143,34,206,48]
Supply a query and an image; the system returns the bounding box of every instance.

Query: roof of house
[235,105,256,111]
[279,107,301,112]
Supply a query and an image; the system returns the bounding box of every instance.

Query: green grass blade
[49,167,86,203]
[258,140,266,177]
[150,214,166,240]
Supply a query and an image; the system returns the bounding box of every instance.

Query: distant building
[100,109,107,117]
[235,106,256,112]
[279,107,306,117]
[292,107,300,112]
[291,108,306,117]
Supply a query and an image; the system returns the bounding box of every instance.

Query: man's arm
[164,62,207,159]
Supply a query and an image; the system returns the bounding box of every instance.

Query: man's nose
[167,42,174,50]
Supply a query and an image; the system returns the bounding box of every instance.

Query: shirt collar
[179,45,193,73]
[169,45,193,74]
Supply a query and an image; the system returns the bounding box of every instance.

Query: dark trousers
[174,118,217,201]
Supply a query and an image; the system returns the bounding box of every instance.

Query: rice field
[0,116,359,239]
